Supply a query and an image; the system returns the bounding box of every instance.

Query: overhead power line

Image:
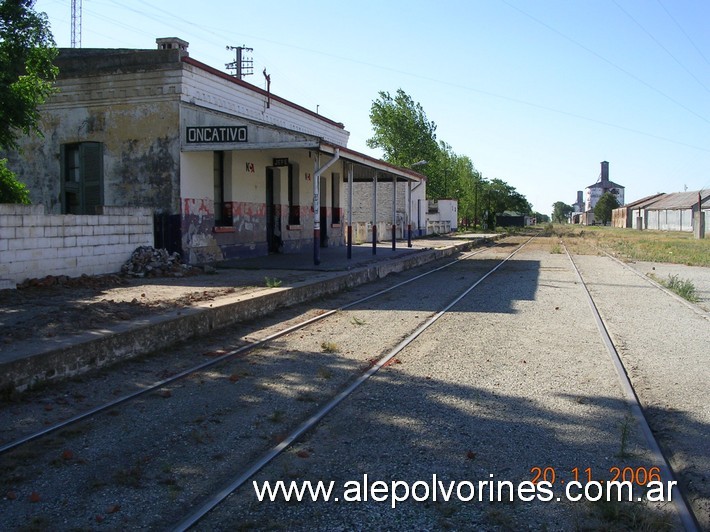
[64,0,710,154]
[656,0,710,71]
[612,0,710,95]
[499,0,710,126]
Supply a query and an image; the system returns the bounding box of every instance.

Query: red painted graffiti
[182,198,213,216]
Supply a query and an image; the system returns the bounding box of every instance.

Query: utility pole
[71,0,82,48]
[226,45,253,79]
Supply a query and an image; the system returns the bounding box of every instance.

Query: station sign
[186,126,248,144]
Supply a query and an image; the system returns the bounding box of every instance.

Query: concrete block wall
[0,204,153,287]
[350,181,408,224]
[349,221,393,244]
[348,220,441,244]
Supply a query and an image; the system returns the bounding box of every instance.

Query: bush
[0,159,31,204]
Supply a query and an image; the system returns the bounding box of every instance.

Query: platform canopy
[319,142,426,184]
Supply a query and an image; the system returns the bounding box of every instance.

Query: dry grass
[549,225,710,266]
[649,273,700,302]
[320,341,339,353]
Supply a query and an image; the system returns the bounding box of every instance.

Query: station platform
[0,234,499,394]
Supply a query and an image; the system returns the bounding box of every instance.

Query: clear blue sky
[35,0,710,215]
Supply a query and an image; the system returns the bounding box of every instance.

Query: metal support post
[347,163,353,259]
[313,155,320,265]
[392,176,397,250]
[407,181,412,247]
[372,171,377,255]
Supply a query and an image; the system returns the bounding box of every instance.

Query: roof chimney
[601,161,609,183]
[156,37,189,56]
[577,191,583,204]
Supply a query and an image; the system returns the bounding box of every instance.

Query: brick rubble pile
[121,246,194,278]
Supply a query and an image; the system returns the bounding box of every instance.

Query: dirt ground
[0,268,308,347]
[2,237,708,350]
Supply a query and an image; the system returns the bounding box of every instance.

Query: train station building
[2,37,426,268]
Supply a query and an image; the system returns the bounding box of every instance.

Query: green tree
[1,0,58,149]
[367,88,533,225]
[552,201,574,223]
[0,0,57,203]
[367,89,441,179]
[0,157,29,203]
[593,192,619,225]
[482,178,531,228]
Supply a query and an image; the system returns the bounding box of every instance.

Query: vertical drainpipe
[407,180,412,247]
[313,148,340,265]
[347,163,353,259]
[392,175,397,250]
[314,154,320,265]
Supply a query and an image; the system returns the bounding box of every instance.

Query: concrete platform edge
[0,237,494,393]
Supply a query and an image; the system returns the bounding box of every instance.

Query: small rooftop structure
[156,37,189,53]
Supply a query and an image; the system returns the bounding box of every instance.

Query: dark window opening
[331,172,341,224]
[213,151,232,226]
[288,164,300,225]
[61,142,103,214]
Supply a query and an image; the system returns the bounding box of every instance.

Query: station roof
[320,142,426,183]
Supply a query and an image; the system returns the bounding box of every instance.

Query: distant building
[585,161,625,212]
[612,193,665,228]
[611,190,708,236]
[644,191,709,234]
[571,190,585,214]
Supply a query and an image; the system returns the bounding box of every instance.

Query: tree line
[367,89,548,228]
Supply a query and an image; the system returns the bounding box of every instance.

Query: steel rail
[171,237,533,531]
[0,239,508,455]
[564,245,699,532]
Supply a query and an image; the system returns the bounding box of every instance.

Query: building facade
[585,161,625,212]
[2,38,424,266]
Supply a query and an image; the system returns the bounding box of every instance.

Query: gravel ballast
[201,240,688,530]
[1,236,705,530]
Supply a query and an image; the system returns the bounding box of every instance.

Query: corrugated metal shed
[644,190,709,234]
[612,193,666,228]
[624,193,666,209]
[645,191,709,210]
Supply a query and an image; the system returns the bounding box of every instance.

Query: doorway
[266,168,281,253]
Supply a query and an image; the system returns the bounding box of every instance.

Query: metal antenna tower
[226,45,253,79]
[71,0,82,48]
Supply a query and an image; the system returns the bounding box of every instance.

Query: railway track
[0,240,511,457]
[563,244,699,532]
[0,237,528,527]
[0,235,704,530]
[172,240,531,530]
